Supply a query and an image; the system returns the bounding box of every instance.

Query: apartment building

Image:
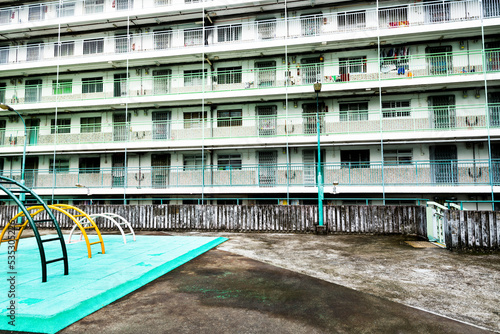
[0,0,499,209]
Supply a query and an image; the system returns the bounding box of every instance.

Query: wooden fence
[0,205,426,236]
[445,210,500,250]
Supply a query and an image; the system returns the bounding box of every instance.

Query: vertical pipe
[316,90,323,226]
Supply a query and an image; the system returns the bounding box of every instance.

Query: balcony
[1,0,500,72]
[1,103,499,150]
[1,48,499,110]
[2,159,498,191]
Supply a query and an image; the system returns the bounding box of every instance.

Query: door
[257,106,277,136]
[490,93,500,127]
[113,113,130,141]
[153,69,171,94]
[152,111,171,140]
[114,73,128,97]
[25,157,39,188]
[26,118,40,145]
[0,82,5,103]
[302,102,325,134]
[0,119,5,146]
[154,30,171,50]
[255,61,276,87]
[486,41,500,72]
[301,57,322,84]
[25,79,42,103]
[26,43,43,62]
[0,47,8,64]
[303,149,325,186]
[152,154,170,188]
[426,46,452,75]
[112,155,125,187]
[258,151,277,187]
[429,95,455,129]
[492,144,500,184]
[301,13,322,36]
[430,145,457,184]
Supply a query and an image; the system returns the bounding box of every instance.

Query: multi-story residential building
[0,0,499,209]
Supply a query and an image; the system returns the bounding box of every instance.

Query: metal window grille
[302,103,325,134]
[301,58,322,84]
[484,0,500,18]
[153,111,171,139]
[27,43,43,61]
[256,61,276,87]
[258,151,277,187]
[28,5,44,22]
[152,154,169,187]
[83,39,104,54]
[301,14,322,36]
[116,0,133,10]
[217,25,242,42]
[382,101,411,118]
[383,150,413,165]
[154,30,172,50]
[25,79,42,103]
[112,156,125,187]
[257,19,276,39]
[257,106,277,136]
[113,114,130,141]
[184,112,207,129]
[425,1,450,23]
[489,93,500,127]
[184,29,203,46]
[153,70,171,94]
[339,57,367,74]
[184,69,205,86]
[429,95,455,129]
[115,35,129,53]
[155,0,171,6]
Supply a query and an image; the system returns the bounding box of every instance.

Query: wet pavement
[3,231,499,333]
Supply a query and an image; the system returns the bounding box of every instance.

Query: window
[341,150,370,168]
[382,100,411,118]
[218,154,242,170]
[426,46,452,75]
[27,43,43,61]
[0,46,8,64]
[81,117,102,133]
[184,69,206,86]
[0,9,12,25]
[52,79,72,95]
[301,13,322,36]
[378,6,408,28]
[79,157,100,173]
[0,119,5,146]
[384,149,412,165]
[0,83,5,103]
[257,19,276,40]
[183,154,204,170]
[184,28,203,46]
[340,102,368,122]
[301,57,323,84]
[82,77,103,93]
[217,109,242,127]
[256,61,276,87]
[28,4,44,21]
[338,10,366,29]
[153,69,171,94]
[115,34,129,53]
[51,119,71,134]
[50,159,70,173]
[154,30,172,50]
[184,112,207,128]
[25,79,42,103]
[302,102,325,134]
[84,0,104,14]
[217,67,242,85]
[340,57,367,74]
[54,42,75,57]
[83,39,104,54]
[217,25,242,42]
[56,2,75,17]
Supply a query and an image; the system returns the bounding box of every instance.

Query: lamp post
[313,83,324,227]
[0,103,27,202]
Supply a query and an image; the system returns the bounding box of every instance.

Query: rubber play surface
[0,234,227,334]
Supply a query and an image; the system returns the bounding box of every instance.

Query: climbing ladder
[0,175,69,283]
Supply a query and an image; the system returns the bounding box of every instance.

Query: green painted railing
[1,159,498,189]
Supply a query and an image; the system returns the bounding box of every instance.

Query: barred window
[217,67,242,84]
[183,154,204,170]
[50,159,70,173]
[384,149,412,165]
[51,119,71,134]
[81,117,102,133]
[217,25,242,42]
[339,56,367,74]
[339,102,368,121]
[54,42,75,57]
[184,69,206,86]
[82,77,103,93]
[184,112,207,128]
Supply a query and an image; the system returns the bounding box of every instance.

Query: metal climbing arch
[0,175,69,283]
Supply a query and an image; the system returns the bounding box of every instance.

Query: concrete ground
[2,231,499,333]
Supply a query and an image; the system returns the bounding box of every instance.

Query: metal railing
[0,0,499,67]
[1,48,499,107]
[1,159,498,190]
[1,103,498,148]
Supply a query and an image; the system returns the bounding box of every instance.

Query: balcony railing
[0,0,499,68]
[1,48,499,108]
[1,103,499,148]
[2,159,498,190]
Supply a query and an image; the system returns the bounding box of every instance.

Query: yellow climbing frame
[0,204,105,258]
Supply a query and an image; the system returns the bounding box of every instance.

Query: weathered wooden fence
[445,210,500,250]
[0,205,426,236]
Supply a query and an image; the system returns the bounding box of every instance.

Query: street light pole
[0,103,27,202]
[313,83,324,227]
